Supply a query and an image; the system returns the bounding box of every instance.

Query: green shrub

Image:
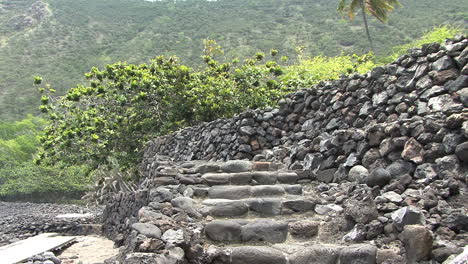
[380,26,463,63]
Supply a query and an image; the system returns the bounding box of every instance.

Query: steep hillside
[0,0,466,119]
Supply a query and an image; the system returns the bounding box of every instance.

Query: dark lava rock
[367,168,391,187]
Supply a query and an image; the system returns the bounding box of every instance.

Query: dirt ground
[58,235,119,264]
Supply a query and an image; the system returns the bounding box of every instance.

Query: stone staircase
[110,160,381,264]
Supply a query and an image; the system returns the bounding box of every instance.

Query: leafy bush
[281,53,376,89]
[37,45,379,170]
[0,162,92,200]
[380,26,463,63]
[0,116,92,201]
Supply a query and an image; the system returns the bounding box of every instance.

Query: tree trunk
[360,3,374,52]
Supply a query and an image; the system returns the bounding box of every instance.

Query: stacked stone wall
[143,37,468,180]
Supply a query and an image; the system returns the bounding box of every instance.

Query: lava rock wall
[143,37,468,180]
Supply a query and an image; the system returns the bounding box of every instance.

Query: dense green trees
[0,116,92,200]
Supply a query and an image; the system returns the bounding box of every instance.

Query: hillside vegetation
[0,0,466,119]
[0,27,459,201]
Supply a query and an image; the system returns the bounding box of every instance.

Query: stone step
[211,244,377,264]
[200,197,318,217]
[201,171,300,186]
[199,184,303,199]
[204,219,320,244]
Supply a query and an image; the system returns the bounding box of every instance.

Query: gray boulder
[131,223,162,239]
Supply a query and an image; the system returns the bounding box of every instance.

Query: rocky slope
[103,36,468,263]
[0,201,101,247]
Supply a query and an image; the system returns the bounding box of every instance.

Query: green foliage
[37,45,380,170]
[381,26,464,63]
[281,53,376,89]
[0,115,45,167]
[0,0,466,120]
[0,116,92,200]
[0,162,92,199]
[36,53,289,169]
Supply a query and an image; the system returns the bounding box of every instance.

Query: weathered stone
[419,85,446,101]
[241,220,288,243]
[432,55,455,72]
[414,163,438,180]
[251,185,285,197]
[415,75,432,90]
[459,88,468,107]
[382,191,403,204]
[367,168,391,187]
[221,160,252,173]
[132,223,161,239]
[239,126,256,136]
[401,225,433,262]
[277,172,299,183]
[247,198,282,216]
[344,197,379,224]
[304,153,324,172]
[392,206,425,231]
[428,94,463,113]
[401,138,424,164]
[433,69,459,85]
[208,186,251,199]
[161,229,184,245]
[289,221,319,238]
[455,142,468,162]
[348,165,369,183]
[205,220,242,242]
[209,201,248,217]
[386,160,415,178]
[282,199,316,212]
[149,188,173,203]
[440,212,468,232]
[317,168,337,183]
[171,197,200,217]
[230,172,253,185]
[252,172,277,185]
[315,204,343,215]
[362,149,381,168]
[338,244,377,264]
[443,133,464,154]
[290,245,339,264]
[446,75,468,92]
[231,246,287,264]
[202,173,230,185]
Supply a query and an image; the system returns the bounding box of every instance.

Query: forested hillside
[0,0,466,119]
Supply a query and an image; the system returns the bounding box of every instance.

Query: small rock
[455,142,468,162]
[348,165,369,183]
[401,138,424,164]
[382,191,403,204]
[289,221,319,238]
[401,225,433,262]
[392,206,425,231]
[367,168,391,187]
